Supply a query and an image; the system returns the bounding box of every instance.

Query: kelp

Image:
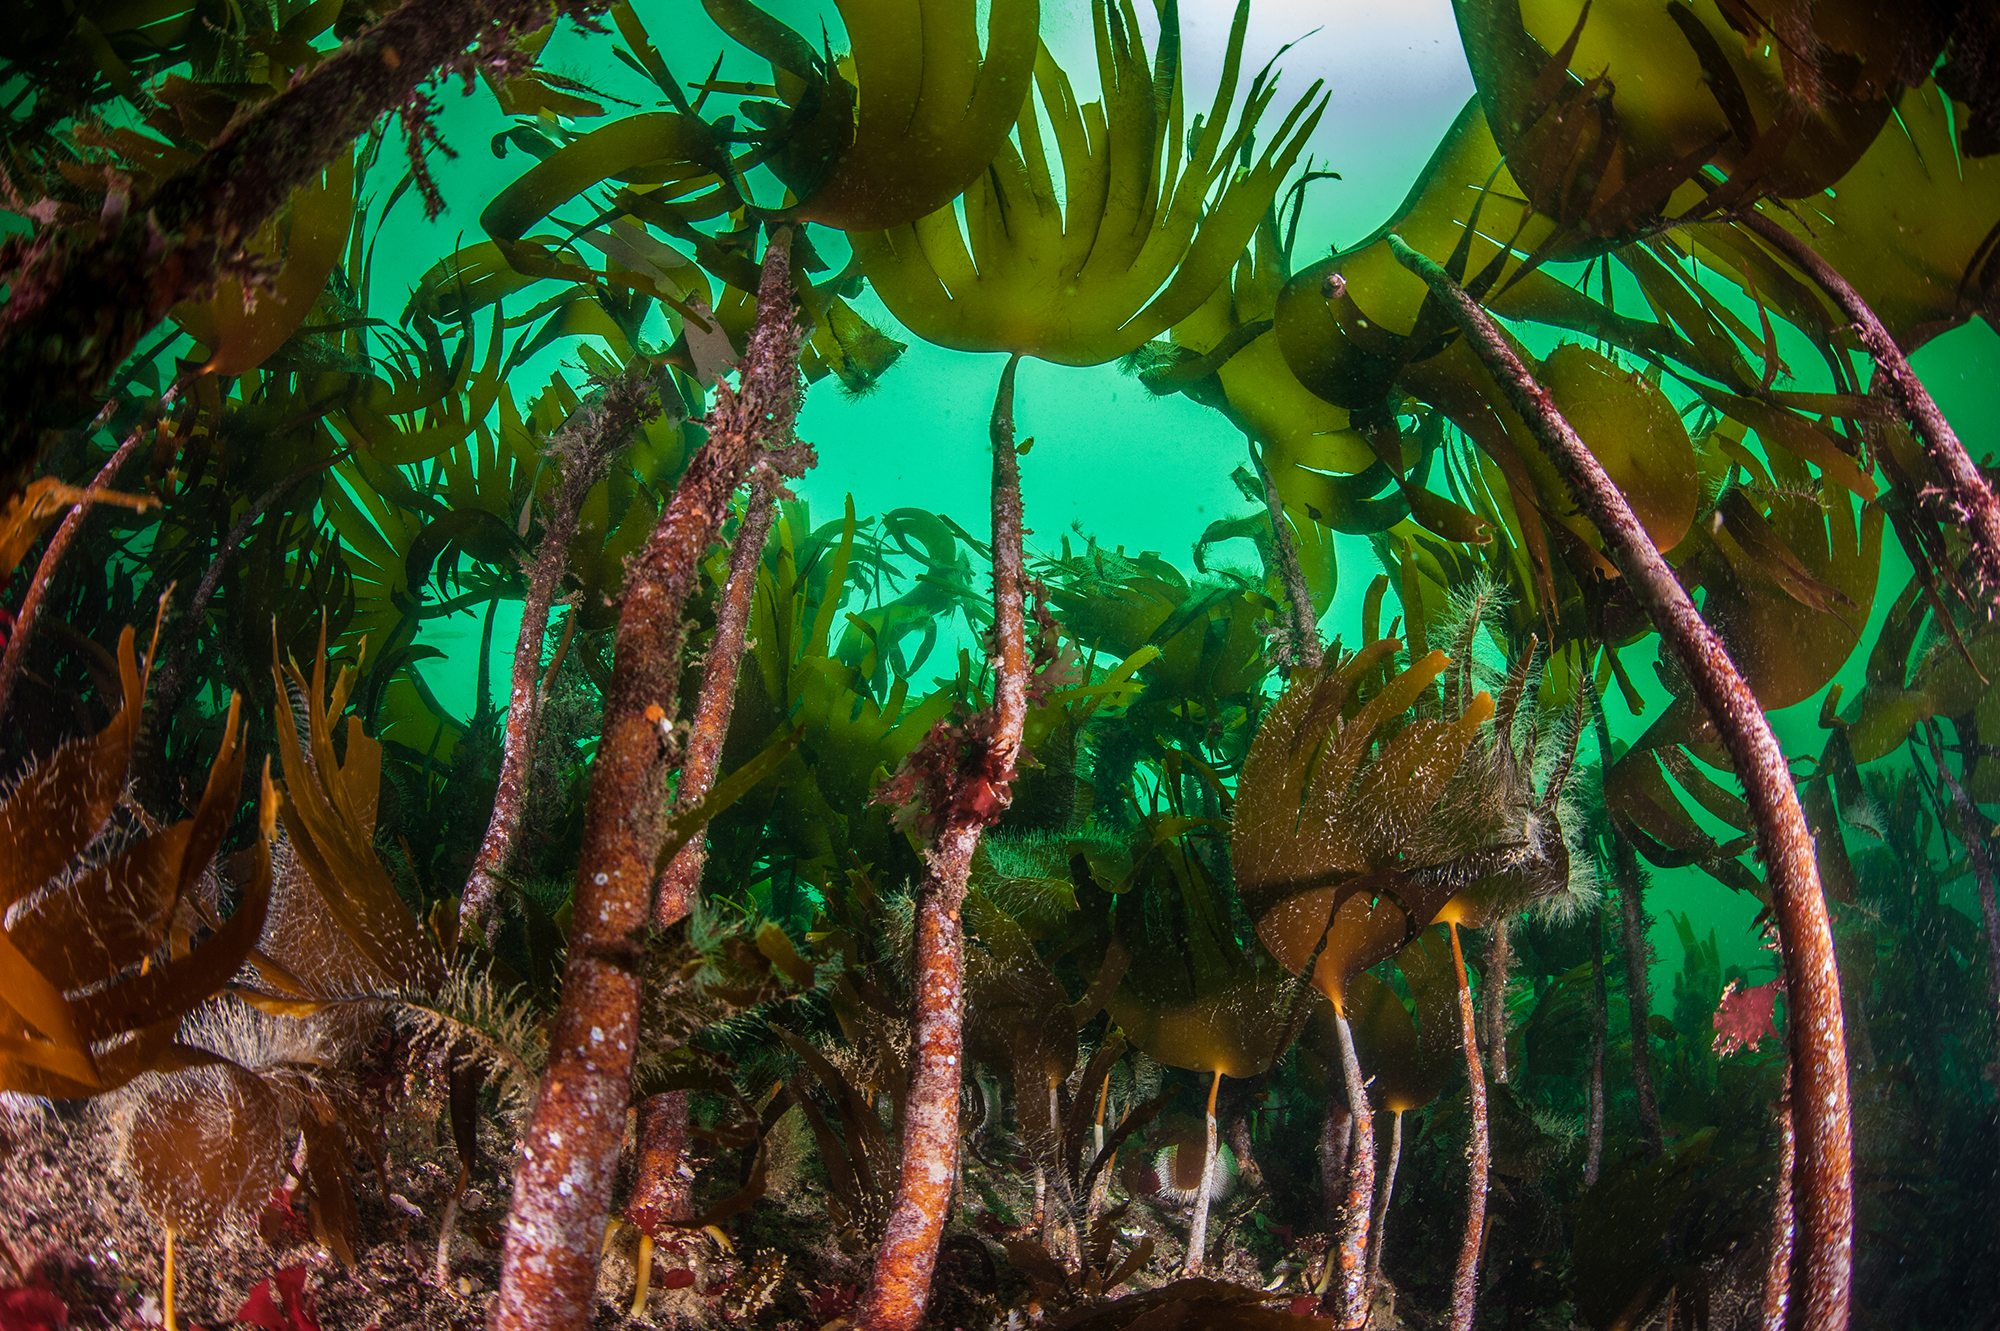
[1702,83,2000,349]
[853,0,1326,366]
[1391,232,1852,1331]
[7,4,2000,1329]
[0,625,268,1100]
[0,0,625,496]
[706,0,1042,230]
[493,236,806,1330]
[1451,0,1938,242]
[1232,640,1502,989]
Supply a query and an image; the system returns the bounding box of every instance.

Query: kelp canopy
[2,2,1999,1330]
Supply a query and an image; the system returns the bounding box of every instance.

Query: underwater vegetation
[3,0,2000,1328]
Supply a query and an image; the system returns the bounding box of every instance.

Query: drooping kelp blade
[741,0,1042,230]
[480,110,739,288]
[1701,83,2000,346]
[1450,0,1930,237]
[1166,212,1392,538]
[1275,98,1558,410]
[265,641,443,999]
[0,625,148,909]
[1527,345,1698,555]
[1,634,270,1099]
[122,1060,291,1243]
[1107,826,1290,1079]
[855,0,1326,365]
[1342,965,1450,1113]
[1688,474,1883,712]
[1233,642,1498,961]
[1258,890,1408,1012]
[173,149,356,377]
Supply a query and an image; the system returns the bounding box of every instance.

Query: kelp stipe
[1389,233,1852,1331]
[6,2,2000,1328]
[492,233,806,1331]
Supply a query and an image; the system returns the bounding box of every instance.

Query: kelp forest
[3,1,2000,1328]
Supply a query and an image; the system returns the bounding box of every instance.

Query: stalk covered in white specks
[856,354,1033,1331]
[461,360,669,943]
[1390,233,1852,1331]
[492,236,803,1331]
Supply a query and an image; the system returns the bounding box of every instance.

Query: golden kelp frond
[1232,640,1499,1005]
[1038,544,1273,723]
[1708,83,2000,347]
[1163,211,1383,535]
[1514,344,1700,558]
[1341,963,1451,1114]
[478,109,739,298]
[1234,642,1500,901]
[1685,465,1883,711]
[261,635,444,1001]
[1606,468,1887,893]
[1104,828,1292,1079]
[1275,99,1556,411]
[0,623,149,911]
[855,0,1327,366]
[1,475,156,581]
[0,629,271,1099]
[174,148,357,378]
[1450,0,1926,240]
[707,0,1042,231]
[126,989,381,1264]
[118,1059,291,1244]
[964,885,1080,1141]
[1388,336,1707,608]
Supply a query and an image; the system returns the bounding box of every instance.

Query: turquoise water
[11,4,2000,1325]
[393,0,2000,994]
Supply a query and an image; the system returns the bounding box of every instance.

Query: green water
[394,0,2000,995]
[11,3,2000,1325]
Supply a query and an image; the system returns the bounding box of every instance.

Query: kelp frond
[853,0,1328,366]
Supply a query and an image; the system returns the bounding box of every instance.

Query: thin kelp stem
[1088,1071,1115,1233]
[1585,906,1609,1187]
[0,0,613,498]
[1482,920,1513,1084]
[493,236,803,1331]
[1447,920,1490,1331]
[1183,1069,1224,1276]
[1613,829,1665,1155]
[1764,1063,1797,1331]
[1391,234,1852,1331]
[651,462,799,926]
[627,463,800,1245]
[1038,1081,1064,1257]
[1252,437,1323,673]
[1927,727,2000,1072]
[630,1232,655,1316]
[856,353,1032,1331]
[462,360,671,941]
[1738,210,2000,609]
[1366,1107,1405,1294]
[1588,674,1666,1155]
[435,1161,470,1286]
[162,1227,178,1331]
[1325,1008,1375,1330]
[0,408,157,727]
